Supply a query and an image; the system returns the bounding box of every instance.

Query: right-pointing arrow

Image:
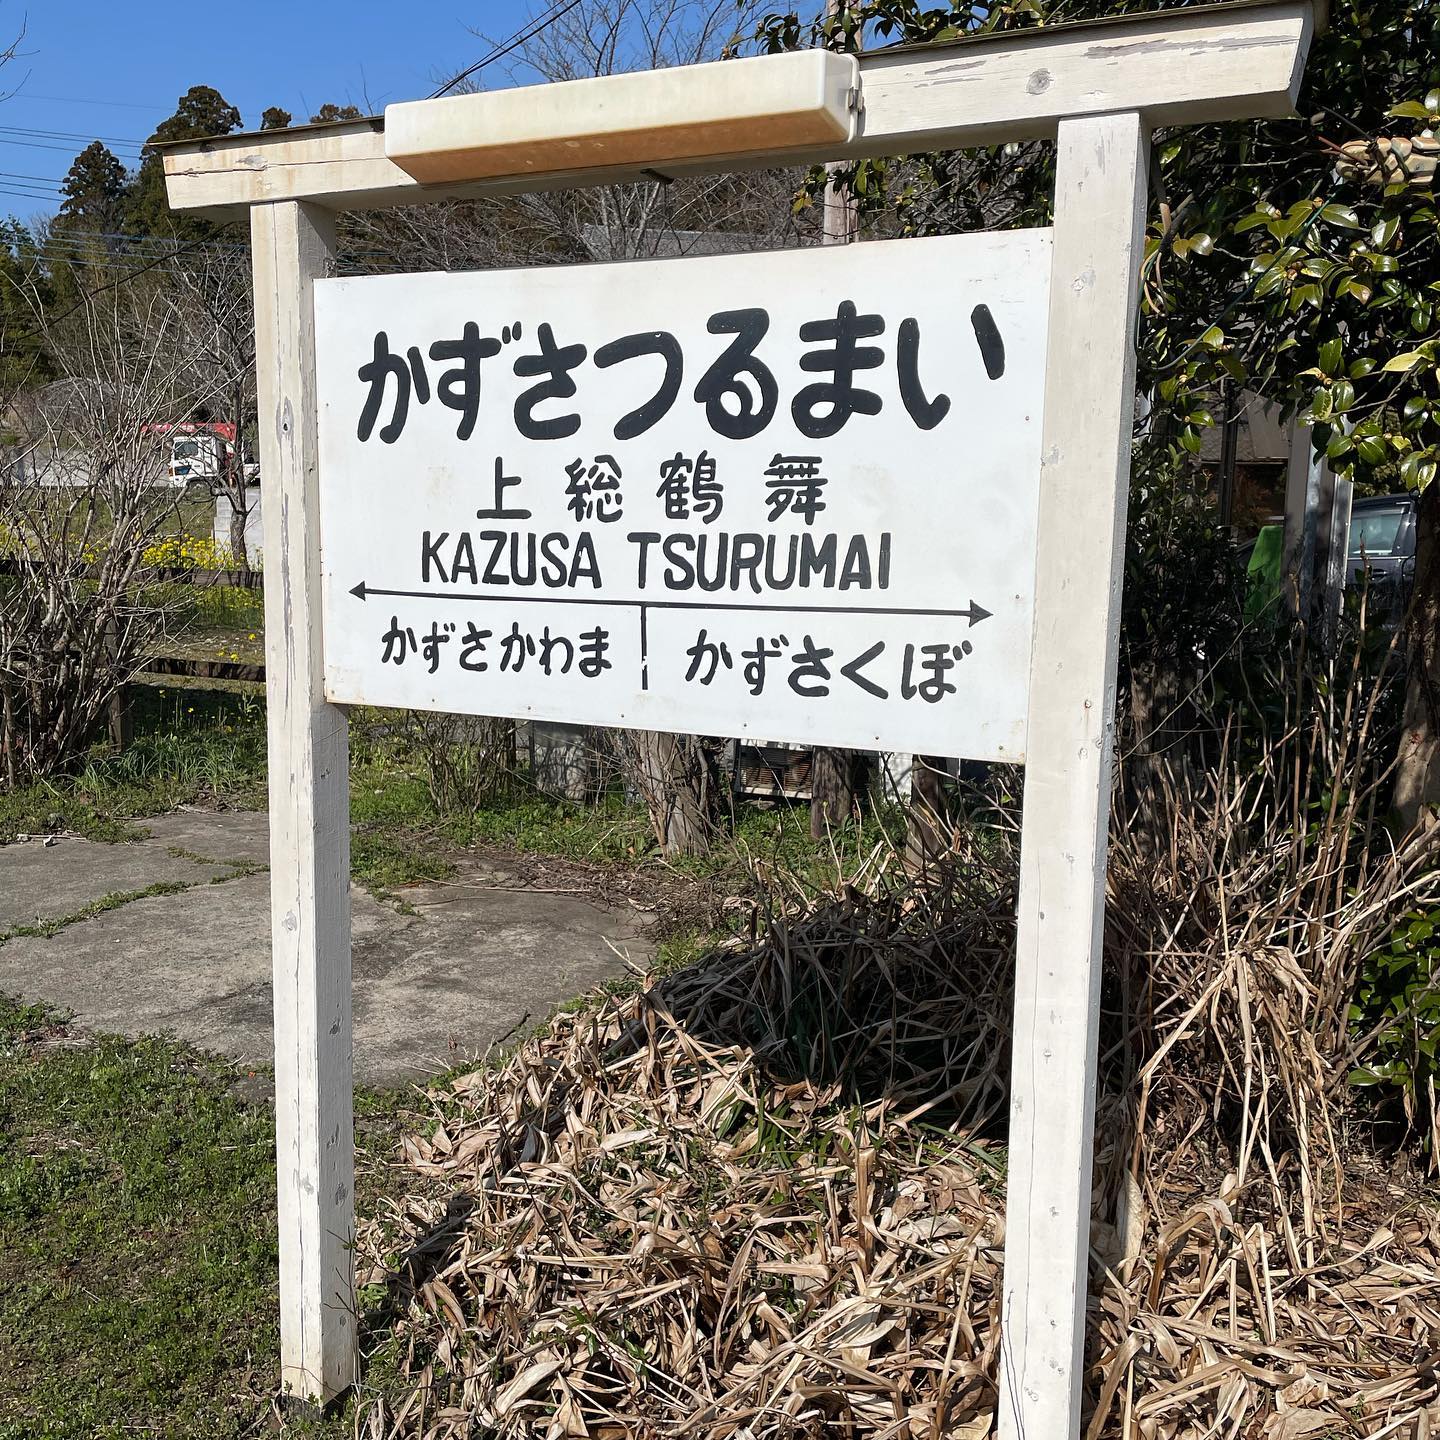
[966,601,992,627]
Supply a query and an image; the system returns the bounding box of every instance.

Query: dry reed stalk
[354,856,1437,1438]
[356,638,1439,1438]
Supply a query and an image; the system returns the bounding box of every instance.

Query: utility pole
[820,0,858,250]
[810,0,862,841]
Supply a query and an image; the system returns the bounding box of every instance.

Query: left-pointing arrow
[349,581,367,600]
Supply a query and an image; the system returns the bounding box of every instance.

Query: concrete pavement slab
[0,815,650,1085]
[0,832,248,935]
[139,809,271,865]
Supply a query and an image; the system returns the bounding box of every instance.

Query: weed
[0,995,417,1438]
[1,881,192,943]
[0,688,267,844]
[3,687,904,925]
[1350,906,1440,1150]
[0,999,281,1438]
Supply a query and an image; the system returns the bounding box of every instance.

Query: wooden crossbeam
[163,0,1317,219]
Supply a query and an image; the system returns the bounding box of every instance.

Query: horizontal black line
[354,585,986,620]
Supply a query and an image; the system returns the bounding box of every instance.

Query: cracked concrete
[0,809,650,1086]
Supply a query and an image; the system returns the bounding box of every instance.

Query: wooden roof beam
[163,0,1319,219]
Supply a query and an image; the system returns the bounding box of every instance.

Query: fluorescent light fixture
[384,50,858,184]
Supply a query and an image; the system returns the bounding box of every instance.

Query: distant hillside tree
[260,106,292,130]
[126,85,243,237]
[310,103,364,123]
[56,141,128,238]
[0,223,53,391]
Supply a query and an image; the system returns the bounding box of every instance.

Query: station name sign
[315,232,1051,758]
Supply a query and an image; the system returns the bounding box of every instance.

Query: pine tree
[310,102,365,123]
[0,222,52,392]
[55,141,128,239]
[126,85,243,238]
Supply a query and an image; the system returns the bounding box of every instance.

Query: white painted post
[1283,422,1327,620]
[251,199,356,1405]
[998,111,1149,1440]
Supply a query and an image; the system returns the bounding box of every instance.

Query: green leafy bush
[1350,907,1440,1146]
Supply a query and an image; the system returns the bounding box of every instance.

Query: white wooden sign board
[160,4,1316,1433]
[314,233,1050,758]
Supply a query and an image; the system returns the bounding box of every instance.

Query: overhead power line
[39,227,251,252]
[0,168,64,186]
[429,0,584,98]
[11,225,249,252]
[0,233,215,335]
[0,123,146,150]
[0,136,139,158]
[0,190,63,208]
[14,91,174,112]
[32,239,242,263]
[0,175,62,193]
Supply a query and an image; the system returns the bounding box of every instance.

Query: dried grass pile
[358,874,1017,1439]
[356,650,1440,1439]
[1090,1185,1440,1439]
[356,886,1439,1436]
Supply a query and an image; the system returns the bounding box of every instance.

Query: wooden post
[251,199,355,1405]
[105,617,132,749]
[810,16,861,842]
[998,110,1148,1440]
[1317,473,1353,647]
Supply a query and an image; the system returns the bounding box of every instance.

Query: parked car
[1347,492,1417,621]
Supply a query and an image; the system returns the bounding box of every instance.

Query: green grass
[159,579,267,666]
[0,688,268,844]
[1,881,192,942]
[344,711,904,900]
[0,995,418,1440]
[179,580,265,632]
[0,994,284,1439]
[0,860,264,945]
[345,719,659,894]
[3,686,903,919]
[447,790,654,861]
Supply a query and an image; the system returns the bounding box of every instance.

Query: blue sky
[0,0,533,214]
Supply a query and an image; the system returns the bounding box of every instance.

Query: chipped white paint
[252,200,355,1406]
[858,0,1310,145]
[163,3,1317,1422]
